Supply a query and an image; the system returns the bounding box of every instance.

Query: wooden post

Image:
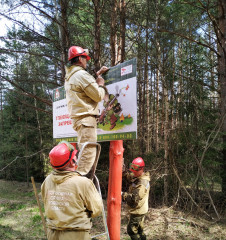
[31,176,47,236]
[107,140,124,240]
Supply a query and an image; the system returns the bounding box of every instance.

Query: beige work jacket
[41,170,102,231]
[123,172,150,215]
[64,65,105,120]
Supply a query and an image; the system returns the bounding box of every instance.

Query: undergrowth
[0,179,226,240]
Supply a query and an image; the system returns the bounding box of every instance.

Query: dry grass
[0,179,225,240]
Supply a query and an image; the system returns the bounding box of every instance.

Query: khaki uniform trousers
[127,214,146,240]
[73,116,97,176]
[47,228,91,240]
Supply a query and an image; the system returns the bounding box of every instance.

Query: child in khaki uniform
[122,157,150,240]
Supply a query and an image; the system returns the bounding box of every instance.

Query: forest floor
[0,179,226,240]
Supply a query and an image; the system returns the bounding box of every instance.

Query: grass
[0,179,226,240]
[0,179,46,240]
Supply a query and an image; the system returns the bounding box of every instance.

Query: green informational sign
[104,58,137,85]
[52,58,137,143]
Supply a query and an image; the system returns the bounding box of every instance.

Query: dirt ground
[92,201,226,240]
[0,179,225,240]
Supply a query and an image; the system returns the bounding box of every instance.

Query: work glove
[121,192,128,201]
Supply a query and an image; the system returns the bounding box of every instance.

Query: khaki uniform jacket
[123,172,150,215]
[41,170,102,231]
[64,65,106,121]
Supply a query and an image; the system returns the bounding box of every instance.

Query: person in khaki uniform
[64,46,109,176]
[41,141,103,240]
[122,157,150,240]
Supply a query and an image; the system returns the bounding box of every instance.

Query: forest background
[0,0,226,225]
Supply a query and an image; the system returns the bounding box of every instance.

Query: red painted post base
[107,140,124,240]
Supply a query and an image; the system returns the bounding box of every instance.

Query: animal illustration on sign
[98,84,132,130]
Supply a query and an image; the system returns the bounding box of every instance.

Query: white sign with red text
[53,99,74,139]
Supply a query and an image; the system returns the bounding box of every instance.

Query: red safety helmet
[68,46,91,61]
[49,141,78,169]
[129,157,145,175]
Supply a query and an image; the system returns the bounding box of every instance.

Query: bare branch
[0,48,62,62]
[14,95,52,115]
[0,11,51,43]
[158,29,220,57]
[1,75,52,106]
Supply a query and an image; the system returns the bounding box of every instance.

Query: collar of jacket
[65,65,84,81]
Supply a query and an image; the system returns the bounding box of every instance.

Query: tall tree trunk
[163,81,169,205]
[218,0,226,194]
[0,78,3,140]
[155,0,160,153]
[107,1,126,237]
[155,0,169,203]
[155,70,160,152]
[33,83,44,174]
[208,22,215,91]
[171,49,175,130]
[55,0,69,81]
[0,78,6,176]
[93,0,101,70]
[110,0,118,66]
[178,39,183,127]
[145,0,150,153]
[150,69,154,151]
[118,0,126,63]
[137,46,144,153]
[142,62,146,155]
[25,108,29,187]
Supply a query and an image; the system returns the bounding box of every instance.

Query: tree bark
[137,45,144,153]
[118,0,126,63]
[55,0,69,81]
[218,0,226,194]
[145,0,150,153]
[110,0,118,66]
[93,0,101,70]
[155,0,160,153]
[163,81,169,205]
[0,77,6,178]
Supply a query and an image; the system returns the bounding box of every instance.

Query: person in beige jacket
[64,46,109,176]
[41,141,103,240]
[122,157,150,240]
